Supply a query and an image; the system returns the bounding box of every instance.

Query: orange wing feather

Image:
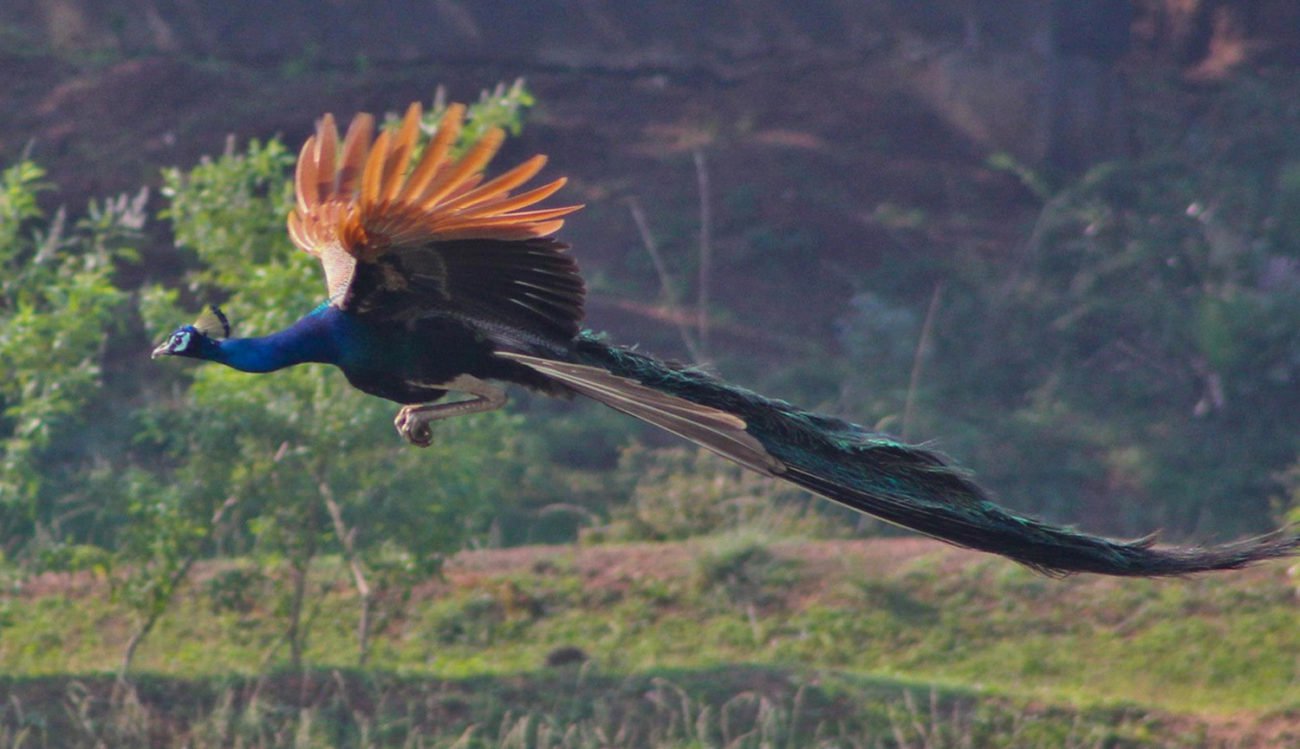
[289,101,581,271]
[288,101,586,339]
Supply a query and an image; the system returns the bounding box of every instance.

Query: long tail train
[500,335,1300,577]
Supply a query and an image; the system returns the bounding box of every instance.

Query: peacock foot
[393,380,508,447]
[394,407,434,447]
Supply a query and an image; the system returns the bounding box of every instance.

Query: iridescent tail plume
[505,335,1299,576]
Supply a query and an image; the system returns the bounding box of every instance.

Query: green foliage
[591,445,847,542]
[844,75,1300,538]
[202,563,266,614]
[691,530,799,610]
[426,590,537,647]
[160,134,303,307]
[430,79,537,145]
[986,151,1054,202]
[0,159,134,555]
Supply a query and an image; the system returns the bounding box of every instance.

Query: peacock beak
[151,341,172,359]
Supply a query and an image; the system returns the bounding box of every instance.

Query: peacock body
[154,102,1299,577]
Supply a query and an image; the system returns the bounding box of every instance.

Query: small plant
[593,445,841,542]
[203,564,266,615]
[692,529,800,611]
[426,585,543,647]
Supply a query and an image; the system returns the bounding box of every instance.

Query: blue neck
[211,310,340,373]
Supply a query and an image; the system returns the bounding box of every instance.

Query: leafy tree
[0,158,138,564]
[124,86,547,671]
[884,78,1300,539]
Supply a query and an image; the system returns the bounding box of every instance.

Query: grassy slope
[2,537,1299,746]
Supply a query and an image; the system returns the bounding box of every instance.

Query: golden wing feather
[399,103,464,204]
[378,104,420,206]
[336,113,373,196]
[314,114,337,205]
[288,101,582,272]
[416,128,506,211]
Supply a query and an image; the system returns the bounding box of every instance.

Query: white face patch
[172,330,193,353]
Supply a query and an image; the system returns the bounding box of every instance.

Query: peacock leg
[394,375,507,447]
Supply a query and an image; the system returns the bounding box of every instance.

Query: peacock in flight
[153,102,1299,576]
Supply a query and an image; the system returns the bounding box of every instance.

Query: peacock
[153,102,1299,576]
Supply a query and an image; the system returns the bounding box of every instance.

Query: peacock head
[152,305,230,360]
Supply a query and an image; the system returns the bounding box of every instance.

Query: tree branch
[321,480,373,667]
[626,196,705,362]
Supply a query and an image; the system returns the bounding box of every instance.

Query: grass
[0,668,1186,748]
[1,537,1298,746]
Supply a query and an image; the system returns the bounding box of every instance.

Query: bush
[586,444,855,542]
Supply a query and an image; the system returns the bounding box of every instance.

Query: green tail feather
[572,334,1299,576]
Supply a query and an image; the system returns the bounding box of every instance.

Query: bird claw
[394,408,433,447]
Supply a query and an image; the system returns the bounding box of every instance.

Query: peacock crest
[191,305,230,339]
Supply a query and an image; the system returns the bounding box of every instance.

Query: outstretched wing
[286,102,586,342]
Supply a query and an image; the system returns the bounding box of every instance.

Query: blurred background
[2,1,1299,746]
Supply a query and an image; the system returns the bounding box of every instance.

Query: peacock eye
[173,330,192,352]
